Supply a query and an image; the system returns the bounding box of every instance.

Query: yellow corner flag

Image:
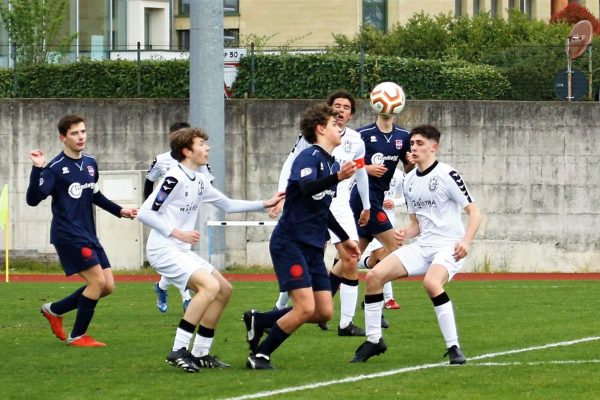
[0,184,8,282]
[0,184,8,230]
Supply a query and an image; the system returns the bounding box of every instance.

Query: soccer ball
[369,81,406,116]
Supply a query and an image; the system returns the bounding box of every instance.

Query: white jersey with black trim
[403,161,473,246]
[146,150,213,183]
[383,168,405,226]
[138,163,263,252]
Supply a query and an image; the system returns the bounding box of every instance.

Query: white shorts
[328,202,359,244]
[393,242,463,281]
[365,237,383,253]
[147,248,214,292]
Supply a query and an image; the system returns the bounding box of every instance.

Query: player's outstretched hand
[366,164,387,177]
[171,228,200,245]
[337,161,357,180]
[268,199,284,219]
[341,239,360,261]
[264,191,285,209]
[29,150,46,168]
[358,209,370,227]
[120,208,138,219]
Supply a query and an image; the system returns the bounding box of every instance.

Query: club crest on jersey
[87,166,95,176]
[429,177,439,191]
[343,140,352,152]
[300,167,312,178]
[62,167,69,174]
[395,140,403,149]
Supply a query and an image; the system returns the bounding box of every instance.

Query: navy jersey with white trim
[358,122,410,193]
[26,152,122,246]
[275,145,340,248]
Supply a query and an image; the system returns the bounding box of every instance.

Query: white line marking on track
[220,336,600,400]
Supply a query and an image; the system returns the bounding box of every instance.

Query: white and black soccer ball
[369,81,406,116]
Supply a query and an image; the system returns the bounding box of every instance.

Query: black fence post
[250,42,255,97]
[11,41,17,98]
[137,41,141,97]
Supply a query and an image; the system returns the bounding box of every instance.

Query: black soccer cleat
[194,354,231,369]
[350,338,387,362]
[381,314,389,329]
[444,345,466,365]
[316,321,329,331]
[166,348,200,373]
[338,321,366,337]
[243,309,264,354]
[246,354,273,370]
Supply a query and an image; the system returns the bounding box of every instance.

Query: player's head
[300,103,338,144]
[58,115,85,135]
[170,127,209,162]
[409,124,441,143]
[169,121,190,134]
[327,89,355,129]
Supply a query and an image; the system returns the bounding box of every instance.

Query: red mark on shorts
[81,247,93,258]
[290,264,304,278]
[376,211,388,223]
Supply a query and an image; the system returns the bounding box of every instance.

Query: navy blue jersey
[274,145,340,248]
[358,122,410,193]
[26,152,122,246]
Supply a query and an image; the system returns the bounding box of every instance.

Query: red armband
[354,158,365,169]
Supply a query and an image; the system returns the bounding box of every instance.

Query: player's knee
[365,270,382,290]
[101,281,115,297]
[219,280,233,300]
[422,278,441,296]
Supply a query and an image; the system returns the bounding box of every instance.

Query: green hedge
[0,60,189,98]
[232,53,509,100]
[0,55,509,100]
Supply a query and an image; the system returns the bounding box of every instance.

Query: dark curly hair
[299,103,338,144]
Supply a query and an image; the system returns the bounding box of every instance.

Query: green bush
[232,53,509,100]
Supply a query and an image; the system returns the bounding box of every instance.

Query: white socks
[275,292,290,309]
[172,327,193,351]
[339,283,358,328]
[364,300,384,343]
[191,335,213,358]
[434,301,459,348]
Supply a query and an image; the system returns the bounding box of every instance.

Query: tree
[550,2,600,35]
[0,0,76,66]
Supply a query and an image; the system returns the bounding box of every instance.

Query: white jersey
[403,161,473,246]
[138,163,263,252]
[278,129,370,211]
[146,150,214,183]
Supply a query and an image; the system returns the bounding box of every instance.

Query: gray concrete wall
[1,99,598,272]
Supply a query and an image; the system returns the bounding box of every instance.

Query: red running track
[4,272,600,283]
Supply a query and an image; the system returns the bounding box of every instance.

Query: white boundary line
[220,336,600,400]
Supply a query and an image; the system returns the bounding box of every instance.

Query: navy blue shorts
[269,235,330,293]
[53,243,111,277]
[350,189,393,240]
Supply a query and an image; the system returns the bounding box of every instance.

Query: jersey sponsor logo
[411,199,438,208]
[87,166,95,177]
[395,139,403,149]
[300,167,312,178]
[289,264,304,279]
[429,177,439,191]
[62,167,69,174]
[180,203,199,213]
[68,182,95,199]
[152,176,179,211]
[371,153,399,165]
[449,171,472,202]
[312,189,336,201]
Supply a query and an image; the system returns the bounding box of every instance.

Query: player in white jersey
[144,122,215,314]
[270,90,370,336]
[137,127,284,372]
[359,167,405,318]
[352,125,482,365]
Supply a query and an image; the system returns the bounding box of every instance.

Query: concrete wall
[1,99,599,272]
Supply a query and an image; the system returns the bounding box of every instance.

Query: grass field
[1,278,599,399]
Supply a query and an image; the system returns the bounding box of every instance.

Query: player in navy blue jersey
[244,103,361,370]
[348,111,413,285]
[27,114,138,347]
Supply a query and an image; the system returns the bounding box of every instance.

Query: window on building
[363,0,387,32]
[177,30,190,51]
[224,29,239,46]
[491,0,497,17]
[474,0,480,15]
[179,0,190,16]
[224,0,239,15]
[455,0,462,17]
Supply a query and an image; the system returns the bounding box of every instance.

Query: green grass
[1,279,599,399]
